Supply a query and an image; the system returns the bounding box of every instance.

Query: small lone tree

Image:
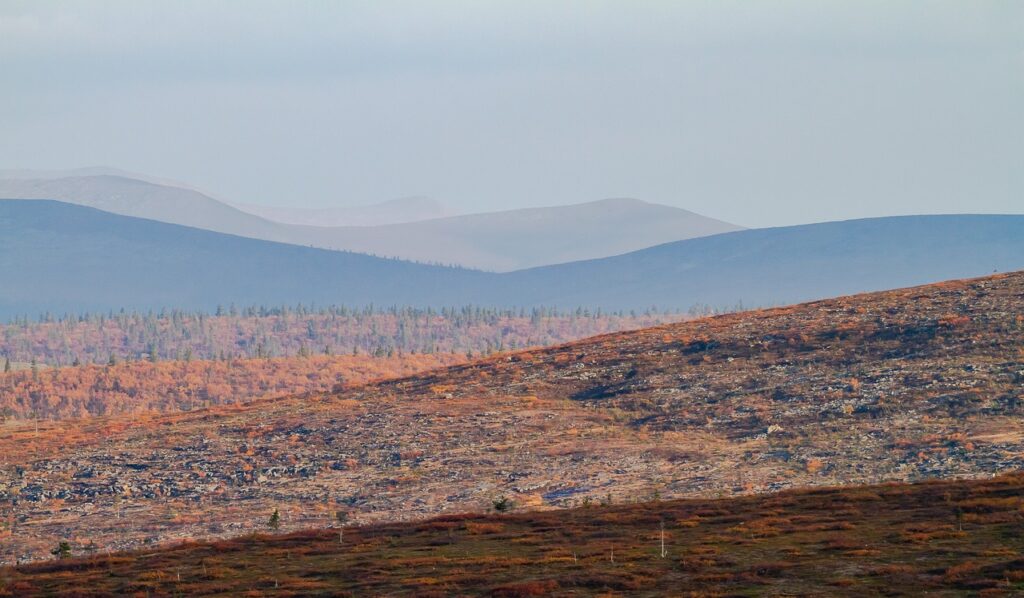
[492,496,513,513]
[51,541,71,560]
[268,508,281,531]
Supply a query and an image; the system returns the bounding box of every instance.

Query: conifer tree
[51,541,71,559]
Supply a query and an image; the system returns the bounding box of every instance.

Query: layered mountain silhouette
[0,174,742,270]
[0,200,486,317]
[2,199,1022,317]
[0,174,283,239]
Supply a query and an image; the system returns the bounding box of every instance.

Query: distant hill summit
[1,199,1022,317]
[0,173,742,270]
[0,174,284,238]
[318,196,743,271]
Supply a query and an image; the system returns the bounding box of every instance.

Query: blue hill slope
[0,200,488,316]
[2,200,1022,316]
[498,214,1024,309]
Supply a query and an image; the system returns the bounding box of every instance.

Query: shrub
[492,497,514,513]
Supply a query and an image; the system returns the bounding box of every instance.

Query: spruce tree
[51,541,71,559]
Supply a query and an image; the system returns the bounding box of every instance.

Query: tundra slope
[1,272,1023,563]
[6,474,1024,596]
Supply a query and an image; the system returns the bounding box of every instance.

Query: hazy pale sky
[1,1,1021,227]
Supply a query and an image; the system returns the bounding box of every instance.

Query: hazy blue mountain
[0,170,451,226]
[0,175,286,239]
[228,196,452,227]
[1,200,1022,317]
[0,167,204,190]
[0,174,742,270]
[313,198,743,271]
[495,215,1024,309]
[0,200,487,317]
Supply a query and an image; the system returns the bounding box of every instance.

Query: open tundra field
[1,272,1022,566]
[3,474,1024,596]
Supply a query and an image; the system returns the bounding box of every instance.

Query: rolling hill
[0,174,289,240]
[305,197,742,271]
[0,170,453,227]
[0,199,488,317]
[1,270,1022,563]
[0,174,742,270]
[1,199,1023,317]
[498,213,1024,309]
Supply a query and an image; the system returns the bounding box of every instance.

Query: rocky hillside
[1,272,1022,563]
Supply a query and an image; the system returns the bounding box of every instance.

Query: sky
[0,1,1021,228]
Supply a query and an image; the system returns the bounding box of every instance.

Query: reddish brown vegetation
[0,353,464,421]
[3,474,1024,596]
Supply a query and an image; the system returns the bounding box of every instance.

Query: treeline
[8,303,685,325]
[0,353,465,421]
[1,305,692,367]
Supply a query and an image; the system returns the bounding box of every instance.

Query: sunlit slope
[2,271,1022,562]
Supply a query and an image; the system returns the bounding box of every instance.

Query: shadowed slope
[4,473,1024,595]
[500,214,1024,308]
[0,199,486,316]
[3,200,1024,317]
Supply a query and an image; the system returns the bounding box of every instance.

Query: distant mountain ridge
[0,173,742,270]
[0,200,486,317]
[0,174,285,239]
[228,196,452,226]
[496,214,1024,309]
[0,169,452,226]
[1,199,1022,317]
[0,167,204,191]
